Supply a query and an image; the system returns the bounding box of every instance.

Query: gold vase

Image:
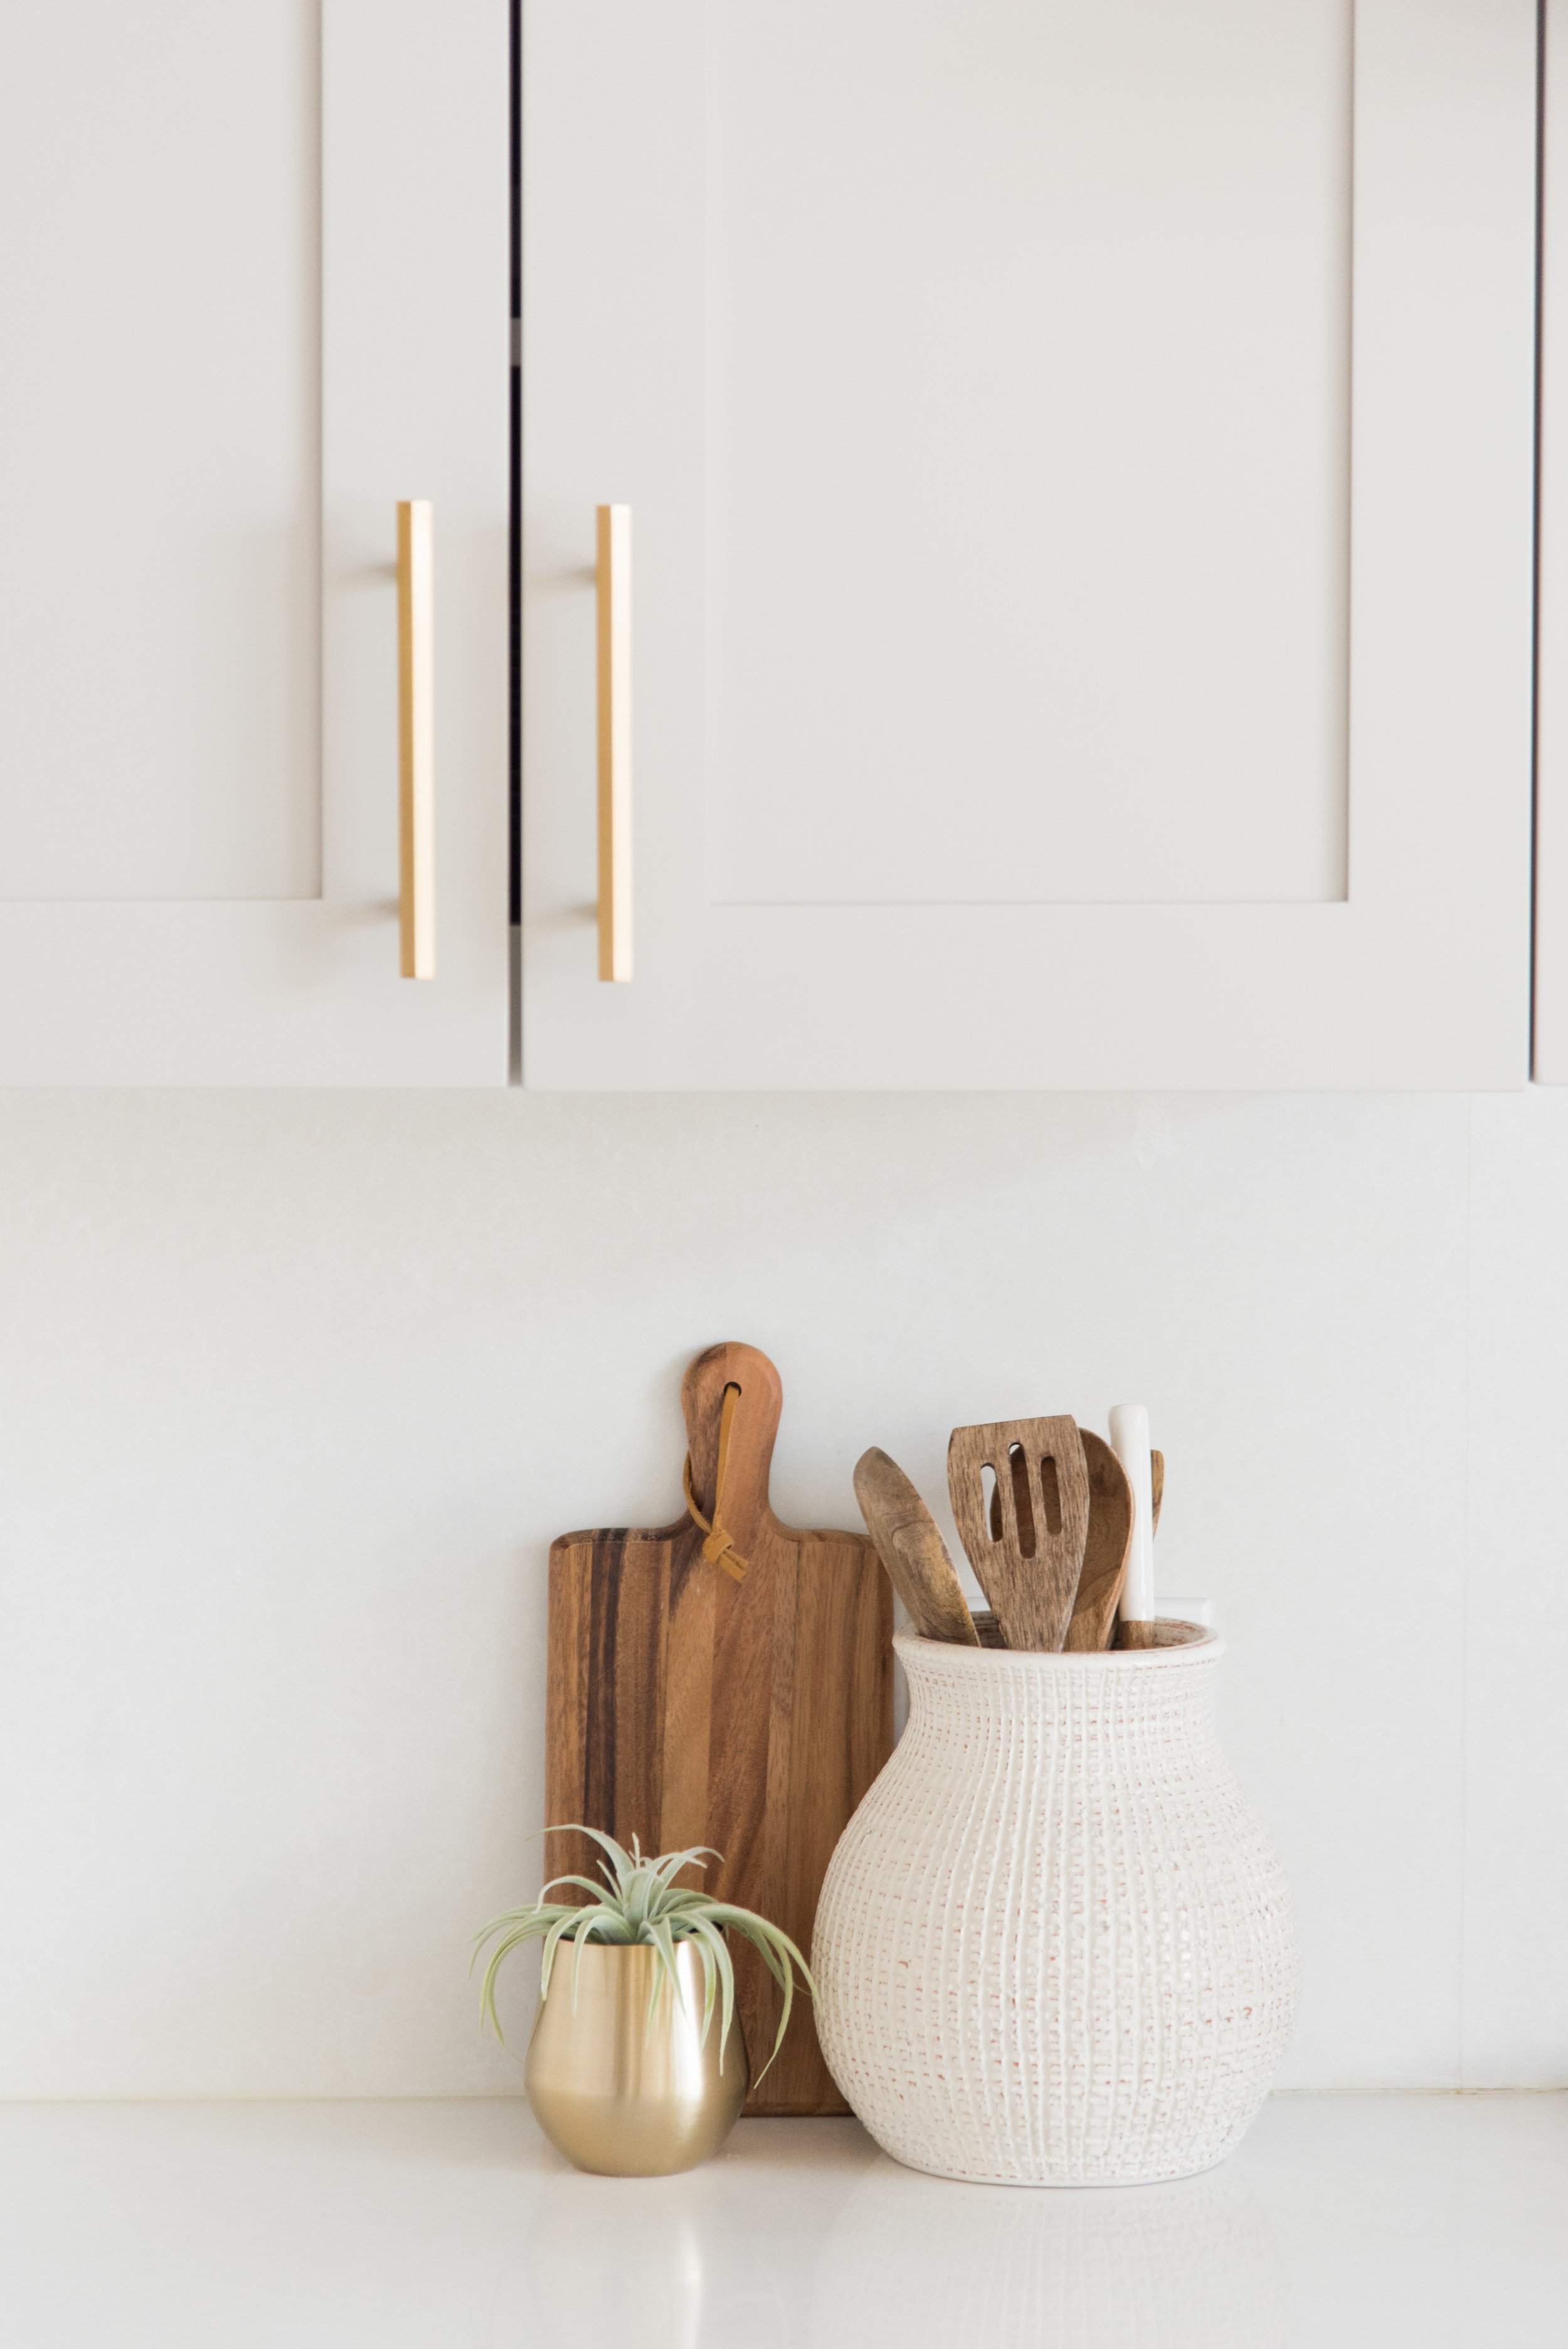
[524,1940,749,2177]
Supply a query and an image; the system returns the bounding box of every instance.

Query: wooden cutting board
[546,1342,893,2115]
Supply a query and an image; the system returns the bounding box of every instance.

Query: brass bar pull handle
[596,502,632,982]
[397,499,435,980]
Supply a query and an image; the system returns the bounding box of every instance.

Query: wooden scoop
[854,1447,980,1645]
[1064,1431,1133,1651]
[948,1416,1089,1652]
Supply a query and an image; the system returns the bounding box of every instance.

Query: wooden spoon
[1064,1431,1133,1651]
[854,1447,980,1645]
[948,1416,1089,1652]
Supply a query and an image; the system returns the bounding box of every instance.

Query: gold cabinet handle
[397,499,436,980]
[596,502,632,982]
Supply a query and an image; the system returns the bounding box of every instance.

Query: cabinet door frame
[0,0,509,1086]
[521,0,1536,1091]
[1535,0,1568,1084]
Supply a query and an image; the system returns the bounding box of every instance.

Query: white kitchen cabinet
[0,3,509,1084]
[521,0,1536,1091]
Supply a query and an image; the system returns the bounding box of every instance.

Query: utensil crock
[813,1625,1297,2186]
[525,1941,749,2177]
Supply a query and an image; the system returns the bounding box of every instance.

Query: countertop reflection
[501,2133,1288,2348]
[0,2093,1560,2345]
[490,2094,1565,2349]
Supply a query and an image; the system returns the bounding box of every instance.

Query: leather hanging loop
[682,1381,750,1583]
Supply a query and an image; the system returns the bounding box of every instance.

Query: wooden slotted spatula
[948,1416,1089,1652]
[1064,1431,1133,1651]
[854,1448,980,1646]
[990,1447,1162,1541]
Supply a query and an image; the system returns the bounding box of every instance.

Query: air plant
[474,1826,815,2079]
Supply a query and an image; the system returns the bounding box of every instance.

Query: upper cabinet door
[0,3,507,1084]
[521,0,1535,1091]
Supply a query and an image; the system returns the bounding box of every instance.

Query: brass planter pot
[524,1941,749,2177]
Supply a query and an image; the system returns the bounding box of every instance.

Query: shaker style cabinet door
[0,3,507,1084]
[521,0,1536,1090]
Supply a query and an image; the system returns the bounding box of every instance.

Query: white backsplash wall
[0,1088,1560,2097]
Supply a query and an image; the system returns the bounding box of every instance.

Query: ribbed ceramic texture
[813,1628,1297,2185]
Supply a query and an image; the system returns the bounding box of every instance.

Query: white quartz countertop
[1,2092,1562,2345]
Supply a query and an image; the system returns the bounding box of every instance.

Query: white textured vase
[813,1625,1297,2186]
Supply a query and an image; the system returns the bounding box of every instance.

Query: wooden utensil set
[856,1416,1164,1653]
[547,1349,1166,2115]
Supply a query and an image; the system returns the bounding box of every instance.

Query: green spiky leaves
[473,1826,815,2081]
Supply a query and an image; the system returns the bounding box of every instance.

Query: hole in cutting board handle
[686,1378,746,1520]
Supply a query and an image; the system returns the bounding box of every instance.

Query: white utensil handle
[1109,1403,1155,1624]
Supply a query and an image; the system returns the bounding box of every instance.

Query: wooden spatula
[991,1446,1162,1540]
[948,1416,1089,1652]
[1064,1431,1133,1651]
[854,1447,980,1645]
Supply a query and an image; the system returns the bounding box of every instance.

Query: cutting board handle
[681,1343,782,1552]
